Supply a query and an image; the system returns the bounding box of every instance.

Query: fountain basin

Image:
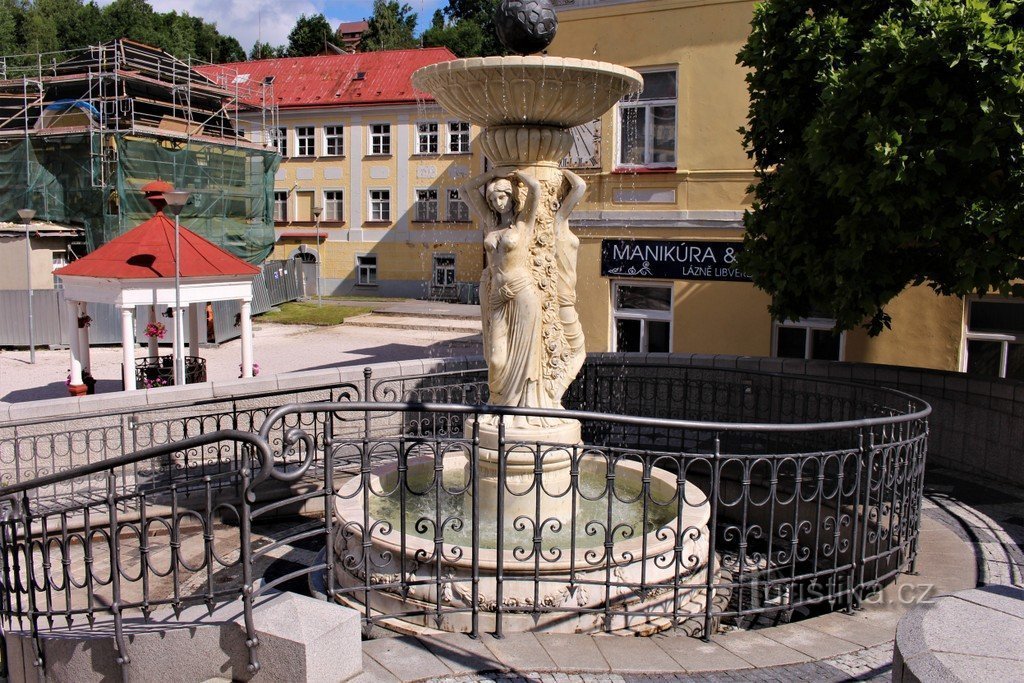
[333,453,713,634]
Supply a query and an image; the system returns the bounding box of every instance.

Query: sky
[99,1,448,53]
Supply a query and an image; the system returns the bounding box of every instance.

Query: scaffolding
[0,39,282,262]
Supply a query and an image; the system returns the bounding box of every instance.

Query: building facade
[202,49,486,301]
[550,0,1022,379]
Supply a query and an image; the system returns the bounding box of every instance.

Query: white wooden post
[148,304,159,357]
[173,306,186,385]
[240,299,254,378]
[188,303,201,357]
[120,305,136,390]
[67,299,83,388]
[77,302,91,373]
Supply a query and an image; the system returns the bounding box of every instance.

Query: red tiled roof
[55,212,259,279]
[195,48,456,109]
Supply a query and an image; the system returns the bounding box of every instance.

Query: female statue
[551,169,587,400]
[462,168,560,424]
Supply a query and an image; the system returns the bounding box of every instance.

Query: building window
[369,189,391,222]
[272,127,288,157]
[433,254,456,287]
[370,124,391,155]
[415,189,438,222]
[295,126,315,157]
[324,125,343,156]
[612,282,672,353]
[774,318,843,361]
[447,121,470,153]
[618,69,676,168]
[447,189,469,222]
[964,299,1024,380]
[357,254,377,285]
[416,121,439,154]
[323,190,343,222]
[273,190,288,221]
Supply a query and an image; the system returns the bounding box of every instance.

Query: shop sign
[600,239,751,282]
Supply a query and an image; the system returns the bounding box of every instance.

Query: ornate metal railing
[0,368,930,678]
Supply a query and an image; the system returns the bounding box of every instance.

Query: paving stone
[652,636,751,672]
[482,633,557,673]
[349,653,401,683]
[714,630,812,668]
[953,585,1024,619]
[363,635,454,682]
[758,622,860,659]
[801,611,895,648]
[418,633,507,675]
[591,635,681,674]
[535,634,609,672]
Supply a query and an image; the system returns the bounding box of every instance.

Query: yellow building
[550,0,1022,379]
[203,49,486,300]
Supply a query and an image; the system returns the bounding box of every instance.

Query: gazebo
[54,182,260,394]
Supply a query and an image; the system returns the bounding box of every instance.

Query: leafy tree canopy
[361,0,418,52]
[286,13,339,57]
[249,41,285,60]
[422,0,502,57]
[738,0,1024,335]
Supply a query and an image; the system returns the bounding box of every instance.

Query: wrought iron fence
[0,366,930,678]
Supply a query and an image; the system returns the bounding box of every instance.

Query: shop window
[324,125,344,156]
[323,190,343,221]
[612,282,672,353]
[273,190,288,222]
[296,126,315,157]
[357,254,377,286]
[773,318,843,361]
[618,69,676,169]
[964,299,1024,380]
[433,254,456,287]
[416,122,439,154]
[447,189,470,222]
[415,189,438,222]
[447,121,470,153]
[369,189,391,222]
[370,124,391,155]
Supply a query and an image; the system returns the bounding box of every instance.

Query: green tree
[360,0,417,52]
[102,0,161,46]
[217,34,245,63]
[436,0,502,56]
[286,13,338,57]
[738,0,1024,335]
[249,40,284,60]
[21,6,59,54]
[422,8,491,57]
[0,0,24,55]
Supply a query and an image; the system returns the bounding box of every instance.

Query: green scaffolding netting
[0,134,280,263]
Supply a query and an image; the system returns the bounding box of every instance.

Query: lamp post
[163,190,190,386]
[312,205,323,307]
[17,208,36,364]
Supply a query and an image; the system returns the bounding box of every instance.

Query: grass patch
[259,302,373,326]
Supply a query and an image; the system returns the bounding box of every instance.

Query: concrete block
[250,592,362,683]
[480,633,556,672]
[8,397,81,422]
[363,635,453,681]
[536,633,609,672]
[757,357,784,373]
[759,622,860,659]
[0,401,12,423]
[212,376,282,398]
[653,635,751,672]
[715,629,812,667]
[274,368,343,391]
[78,391,148,415]
[148,383,215,406]
[417,633,506,674]
[592,634,680,674]
[711,355,739,369]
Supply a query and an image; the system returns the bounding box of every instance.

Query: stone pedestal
[464,416,581,523]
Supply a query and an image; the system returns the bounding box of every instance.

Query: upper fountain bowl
[412,56,643,129]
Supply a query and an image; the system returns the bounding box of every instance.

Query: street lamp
[312,205,323,307]
[17,208,36,364]
[164,190,190,386]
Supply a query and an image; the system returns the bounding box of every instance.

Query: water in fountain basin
[367,464,677,551]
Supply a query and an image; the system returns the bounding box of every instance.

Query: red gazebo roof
[55,212,259,279]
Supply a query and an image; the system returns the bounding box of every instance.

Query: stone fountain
[332,1,713,634]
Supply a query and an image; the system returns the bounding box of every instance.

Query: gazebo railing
[128,355,207,389]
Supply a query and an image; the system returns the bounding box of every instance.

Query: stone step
[343,313,481,333]
[373,303,480,321]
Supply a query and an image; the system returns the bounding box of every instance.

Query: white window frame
[433,253,456,287]
[322,189,344,222]
[772,318,845,361]
[295,126,315,157]
[273,190,289,222]
[273,127,289,157]
[416,121,440,155]
[962,298,1024,379]
[324,125,344,156]
[446,189,470,222]
[356,254,377,286]
[446,121,470,154]
[616,68,677,170]
[415,188,438,222]
[611,281,673,353]
[369,123,391,155]
[368,189,391,222]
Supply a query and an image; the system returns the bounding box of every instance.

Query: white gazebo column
[188,303,201,357]
[77,302,91,374]
[240,299,254,378]
[120,305,137,391]
[173,306,186,385]
[66,298,84,393]
[147,305,159,357]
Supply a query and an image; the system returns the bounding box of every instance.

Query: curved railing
[0,364,929,677]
